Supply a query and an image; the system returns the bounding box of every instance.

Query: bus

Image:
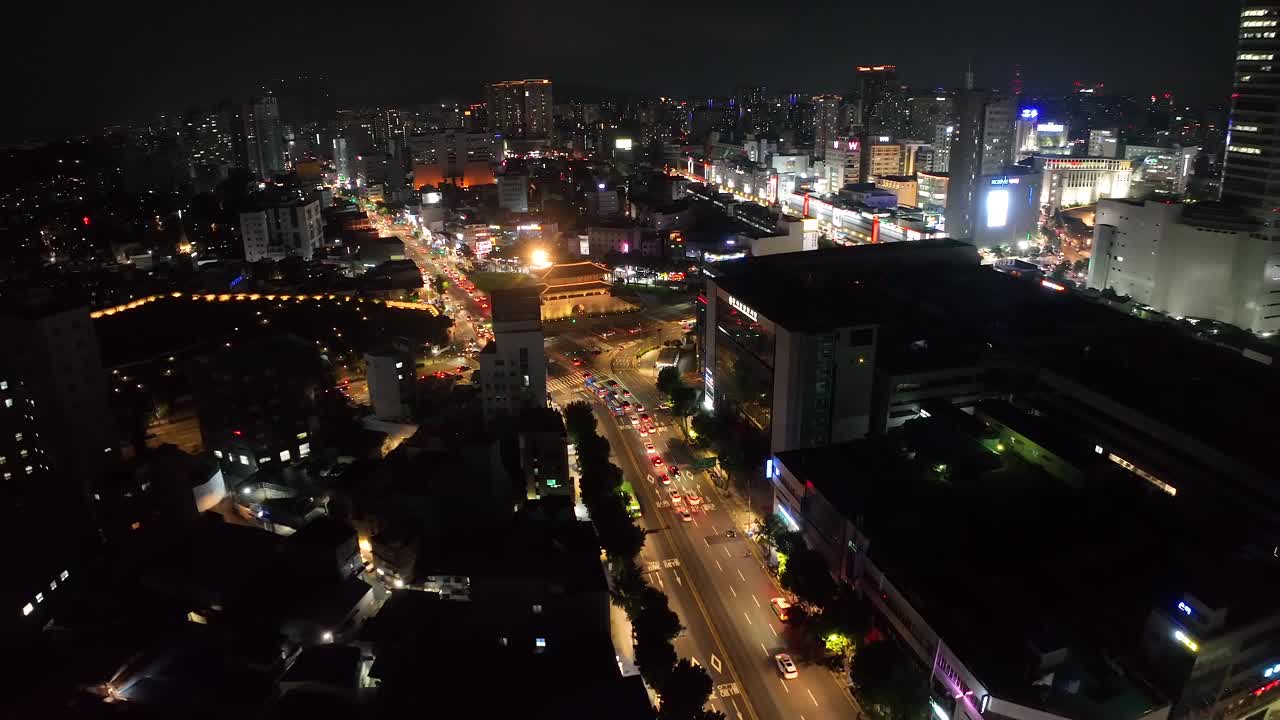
[620,480,642,518]
[605,395,625,416]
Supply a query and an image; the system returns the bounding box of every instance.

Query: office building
[968,169,1042,247]
[908,94,955,140]
[1088,128,1119,157]
[899,140,930,176]
[239,196,324,262]
[867,142,903,180]
[945,86,1017,240]
[824,137,862,191]
[365,349,415,421]
[518,408,572,503]
[1222,3,1280,237]
[0,298,116,501]
[189,334,326,477]
[932,123,956,172]
[700,241,977,458]
[1035,156,1132,212]
[477,287,547,422]
[243,95,284,179]
[333,136,351,183]
[917,171,949,214]
[1126,145,1199,198]
[486,79,553,141]
[813,95,846,159]
[876,175,917,207]
[407,130,497,188]
[1088,198,1280,333]
[497,172,529,213]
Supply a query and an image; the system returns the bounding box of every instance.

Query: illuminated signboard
[1177,601,1193,616]
[1037,123,1066,132]
[727,294,759,321]
[1020,108,1040,119]
[986,189,1010,228]
[615,138,633,151]
[990,177,1021,186]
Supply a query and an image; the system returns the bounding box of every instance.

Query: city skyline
[3,0,1239,142]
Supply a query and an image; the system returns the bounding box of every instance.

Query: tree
[780,546,836,608]
[431,274,448,295]
[591,495,645,561]
[563,401,597,444]
[658,659,716,719]
[850,639,929,720]
[1072,258,1089,274]
[1051,262,1069,280]
[657,366,681,396]
[670,385,699,435]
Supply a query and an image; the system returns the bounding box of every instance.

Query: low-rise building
[365,349,415,421]
[240,197,324,262]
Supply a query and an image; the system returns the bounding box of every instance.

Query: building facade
[944,90,1016,239]
[365,349,414,421]
[1036,156,1133,212]
[477,287,547,421]
[240,198,324,262]
[486,79,554,141]
[1222,3,1280,237]
[407,130,497,189]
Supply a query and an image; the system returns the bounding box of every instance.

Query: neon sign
[1177,601,1193,616]
[1037,123,1065,132]
[1020,109,1040,119]
[990,177,1021,186]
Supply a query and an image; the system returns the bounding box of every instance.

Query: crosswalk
[547,375,585,394]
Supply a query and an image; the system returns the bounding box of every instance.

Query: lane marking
[808,689,819,706]
[779,678,791,694]
[710,522,719,534]
[760,642,769,657]
[752,594,761,608]
[769,623,778,637]
[729,585,737,598]
[711,654,722,673]
[716,560,724,572]
[704,536,711,547]
[738,569,747,582]
[674,571,683,586]
[725,546,732,558]
[658,574,664,588]
[743,611,753,626]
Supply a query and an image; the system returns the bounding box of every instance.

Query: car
[639,413,650,421]
[770,597,792,622]
[607,380,619,387]
[679,507,693,522]
[668,466,680,478]
[622,389,631,397]
[668,489,682,504]
[686,492,701,506]
[620,400,630,409]
[634,404,645,412]
[775,653,798,679]
[572,358,583,366]
[638,427,649,437]
[651,456,664,467]
[456,365,468,372]
[659,473,670,485]
[645,442,656,454]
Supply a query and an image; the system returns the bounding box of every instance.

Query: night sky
[4,0,1240,142]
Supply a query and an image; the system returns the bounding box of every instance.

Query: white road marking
[743,611,753,625]
[674,571,683,586]
[738,569,747,582]
[779,678,791,694]
[760,642,769,657]
[658,575,664,587]
[710,522,718,533]
[703,536,711,547]
[752,594,761,608]
[807,689,819,706]
[725,546,732,558]
[769,623,778,637]
[729,585,737,598]
[716,560,724,572]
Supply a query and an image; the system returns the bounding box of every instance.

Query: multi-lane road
[546,327,858,720]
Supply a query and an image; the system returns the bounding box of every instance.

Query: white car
[645,442,656,454]
[775,653,798,679]
[686,492,701,506]
[679,507,693,523]
[668,489,683,505]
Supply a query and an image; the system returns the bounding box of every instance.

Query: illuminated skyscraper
[1222,1,1280,235]
[485,79,553,141]
[243,95,284,179]
[944,84,1016,240]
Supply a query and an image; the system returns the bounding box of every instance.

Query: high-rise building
[365,349,415,421]
[1222,2,1280,236]
[867,142,903,180]
[1088,128,1119,157]
[486,79,553,141]
[908,94,956,140]
[477,287,547,422]
[932,123,956,172]
[813,95,846,159]
[243,95,284,179]
[944,85,1016,240]
[1035,156,1132,212]
[239,197,324,262]
[407,130,497,188]
[824,136,862,191]
[1126,144,1199,197]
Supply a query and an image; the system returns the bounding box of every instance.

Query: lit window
[49,581,56,591]
[257,457,270,465]
[3,399,11,408]
[299,442,311,458]
[214,450,223,458]
[60,570,69,581]
[14,433,21,442]
[295,432,308,440]
[24,466,32,475]
[22,603,33,616]
[0,381,7,390]
[0,456,6,465]
[1231,144,1264,155]
[35,593,43,603]
[4,472,12,480]
[532,604,543,614]
[395,361,404,369]
[19,450,27,458]
[239,455,250,465]
[1234,125,1260,132]
[535,637,547,648]
[279,449,291,462]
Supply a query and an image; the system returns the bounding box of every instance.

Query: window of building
[279,449,292,462]
[35,593,43,604]
[296,432,308,440]
[239,455,250,465]
[299,442,311,458]
[60,570,69,581]
[0,381,7,390]
[22,603,33,616]
[24,466,33,475]
[3,399,11,408]
[535,637,547,648]
[14,433,21,442]
[214,450,223,458]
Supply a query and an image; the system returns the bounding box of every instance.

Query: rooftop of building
[877,175,916,184]
[776,432,1263,719]
[536,261,609,282]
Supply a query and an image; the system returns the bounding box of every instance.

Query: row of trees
[656,367,700,435]
[757,518,930,720]
[562,401,722,720]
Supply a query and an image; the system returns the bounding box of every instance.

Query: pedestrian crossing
[547,375,585,394]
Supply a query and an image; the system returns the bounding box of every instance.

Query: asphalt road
[547,328,859,720]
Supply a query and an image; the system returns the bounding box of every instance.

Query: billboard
[986,189,1010,228]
